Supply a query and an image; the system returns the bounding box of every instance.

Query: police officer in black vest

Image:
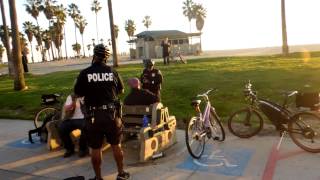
[140,59,163,100]
[74,44,130,180]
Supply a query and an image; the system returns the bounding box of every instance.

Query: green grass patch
[0,64,7,68]
[1,52,320,122]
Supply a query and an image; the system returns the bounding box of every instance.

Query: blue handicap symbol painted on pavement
[176,144,254,176]
[6,135,43,149]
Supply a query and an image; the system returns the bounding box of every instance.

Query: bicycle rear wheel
[185,117,206,159]
[209,109,225,141]
[288,112,320,153]
[179,55,187,64]
[34,107,58,128]
[228,108,263,138]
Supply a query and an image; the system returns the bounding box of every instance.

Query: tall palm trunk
[108,0,118,67]
[200,31,202,52]
[35,20,45,62]
[64,27,68,59]
[189,20,192,52]
[57,46,61,59]
[74,23,78,44]
[49,21,55,61]
[48,46,52,61]
[281,0,289,56]
[8,0,26,90]
[81,34,85,57]
[95,12,99,44]
[29,40,34,63]
[189,20,192,34]
[0,0,14,76]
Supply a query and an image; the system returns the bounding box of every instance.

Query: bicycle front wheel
[228,108,263,138]
[185,117,206,159]
[288,112,320,153]
[34,107,58,128]
[209,109,225,141]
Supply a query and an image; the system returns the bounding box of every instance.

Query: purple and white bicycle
[185,89,225,159]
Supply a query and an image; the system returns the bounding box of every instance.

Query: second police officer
[140,59,163,100]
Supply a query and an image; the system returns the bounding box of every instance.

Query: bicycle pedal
[206,134,212,138]
[213,137,220,141]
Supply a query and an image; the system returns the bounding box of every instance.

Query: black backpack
[28,113,56,143]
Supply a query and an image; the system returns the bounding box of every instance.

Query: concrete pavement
[0,119,319,180]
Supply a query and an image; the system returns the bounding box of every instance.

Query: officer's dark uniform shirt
[140,68,163,96]
[74,62,124,106]
[124,88,159,106]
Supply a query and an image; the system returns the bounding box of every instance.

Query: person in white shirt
[59,94,88,158]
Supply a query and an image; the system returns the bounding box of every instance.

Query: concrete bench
[122,102,177,162]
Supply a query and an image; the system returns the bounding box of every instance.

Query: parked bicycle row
[185,80,320,159]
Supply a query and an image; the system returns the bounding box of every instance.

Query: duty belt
[88,103,115,111]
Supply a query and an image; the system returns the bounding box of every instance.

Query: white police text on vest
[87,73,113,82]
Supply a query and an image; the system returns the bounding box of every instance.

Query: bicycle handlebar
[197,88,218,98]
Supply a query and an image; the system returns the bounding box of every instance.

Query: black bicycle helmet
[93,44,110,59]
[144,59,155,68]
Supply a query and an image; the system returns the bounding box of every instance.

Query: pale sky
[1,0,320,62]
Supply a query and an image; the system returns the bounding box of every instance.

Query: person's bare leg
[91,148,102,179]
[111,144,124,173]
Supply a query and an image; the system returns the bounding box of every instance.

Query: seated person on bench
[59,94,88,158]
[124,78,159,105]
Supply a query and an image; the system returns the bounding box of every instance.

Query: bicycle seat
[282,91,298,97]
[191,100,201,106]
[41,94,60,105]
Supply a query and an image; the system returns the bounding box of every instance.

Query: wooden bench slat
[123,105,152,115]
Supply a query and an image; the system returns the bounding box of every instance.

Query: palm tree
[182,0,195,33]
[50,23,64,60]
[114,24,119,39]
[91,0,102,44]
[125,19,136,40]
[0,25,10,45]
[42,29,51,60]
[25,0,42,26]
[53,4,67,59]
[193,3,206,52]
[33,26,46,61]
[0,44,4,63]
[40,0,57,60]
[9,0,26,90]
[33,27,42,49]
[125,19,136,59]
[19,33,28,56]
[68,3,80,46]
[281,0,289,56]
[72,43,81,57]
[76,15,87,57]
[142,16,152,30]
[87,44,92,56]
[22,21,36,63]
[52,4,67,59]
[0,0,13,75]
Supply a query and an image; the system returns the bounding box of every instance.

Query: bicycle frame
[194,89,215,128]
[244,81,297,128]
